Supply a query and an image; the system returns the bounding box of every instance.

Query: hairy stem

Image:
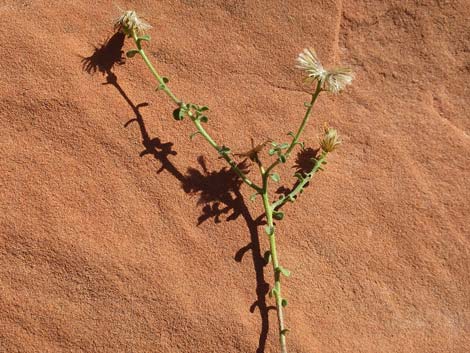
[272,151,328,210]
[261,176,288,353]
[131,32,180,105]
[130,31,261,192]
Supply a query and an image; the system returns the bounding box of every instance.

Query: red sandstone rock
[1,1,469,352]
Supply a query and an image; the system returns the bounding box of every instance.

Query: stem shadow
[82,35,274,352]
[233,196,276,353]
[184,156,245,225]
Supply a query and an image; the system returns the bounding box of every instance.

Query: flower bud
[320,125,341,152]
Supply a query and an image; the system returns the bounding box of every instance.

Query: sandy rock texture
[1,1,469,352]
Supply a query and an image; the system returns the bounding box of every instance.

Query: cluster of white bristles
[114,10,151,36]
[296,48,354,94]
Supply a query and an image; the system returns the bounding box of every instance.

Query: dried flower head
[320,124,341,152]
[296,48,328,83]
[324,67,354,94]
[114,10,151,36]
[296,48,354,94]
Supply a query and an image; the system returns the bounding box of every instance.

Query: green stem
[130,31,261,192]
[259,82,324,353]
[265,81,323,177]
[261,177,288,353]
[272,151,328,210]
[193,119,262,192]
[131,31,180,105]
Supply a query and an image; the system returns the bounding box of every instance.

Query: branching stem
[130,30,261,193]
[272,151,328,210]
[261,174,288,353]
[128,30,329,353]
[265,81,323,177]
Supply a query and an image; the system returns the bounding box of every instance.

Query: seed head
[296,48,354,94]
[320,124,341,152]
[114,10,151,36]
[324,67,354,94]
[296,48,328,83]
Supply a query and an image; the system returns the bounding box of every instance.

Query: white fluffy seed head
[296,48,327,83]
[296,48,354,93]
[324,67,354,94]
[114,10,151,36]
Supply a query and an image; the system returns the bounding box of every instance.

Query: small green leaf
[270,173,280,182]
[294,172,304,181]
[279,143,289,150]
[199,115,208,123]
[138,34,151,42]
[269,287,278,298]
[263,251,272,264]
[189,131,201,140]
[162,76,169,84]
[219,146,231,155]
[264,226,274,236]
[281,299,288,307]
[304,101,312,107]
[173,107,185,121]
[198,106,209,112]
[278,266,291,277]
[281,328,290,336]
[275,266,291,277]
[287,131,295,138]
[287,195,296,202]
[249,192,258,202]
[126,49,140,58]
[268,148,276,156]
[279,154,287,163]
[272,211,284,220]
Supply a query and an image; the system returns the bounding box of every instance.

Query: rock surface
[1,1,469,352]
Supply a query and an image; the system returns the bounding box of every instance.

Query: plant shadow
[184,158,276,352]
[81,32,126,76]
[184,156,246,225]
[274,147,320,207]
[294,147,320,175]
[82,34,274,353]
